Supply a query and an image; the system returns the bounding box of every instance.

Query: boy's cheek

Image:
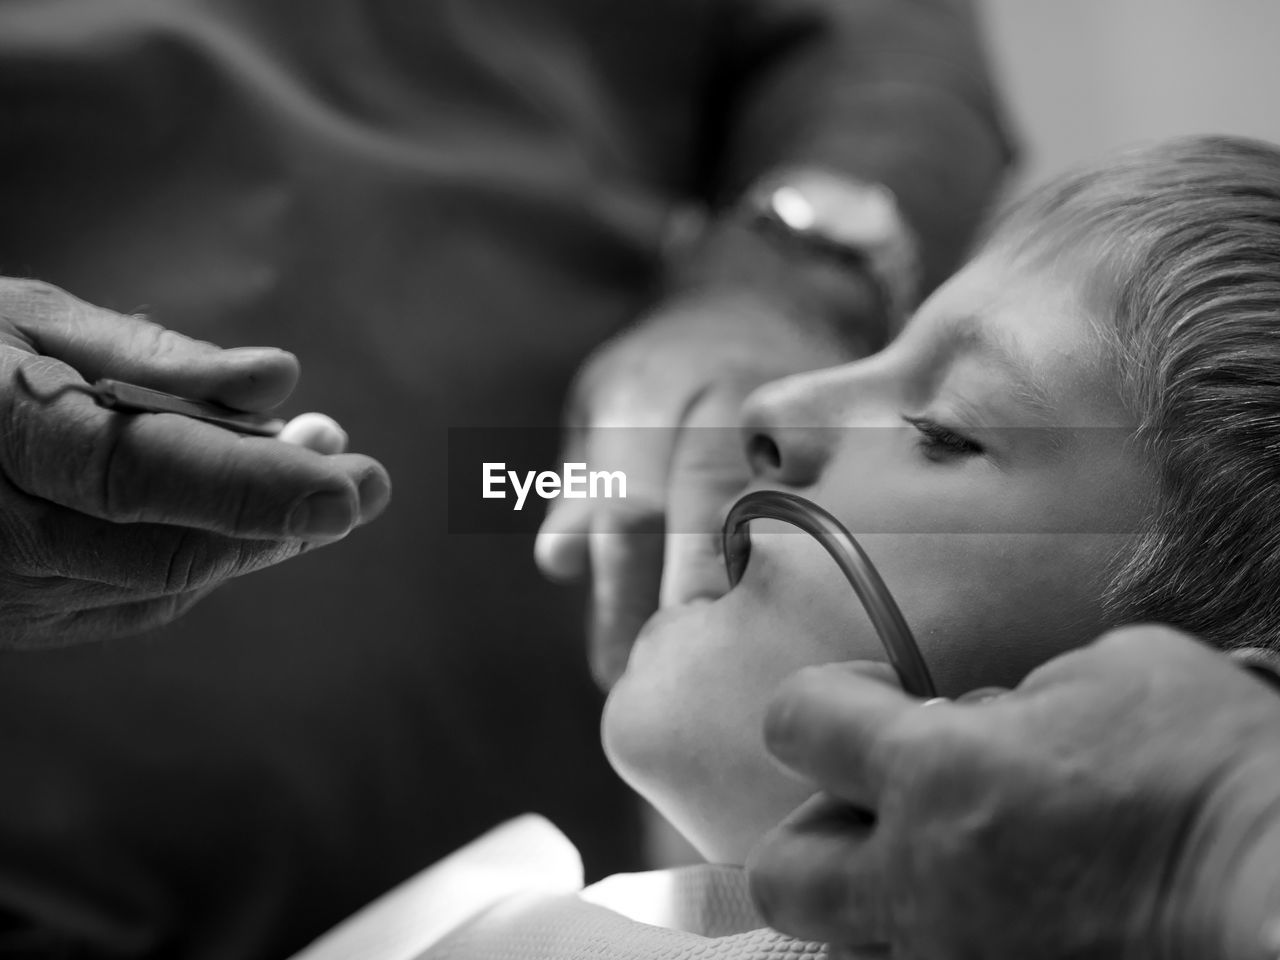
[890,533,1128,694]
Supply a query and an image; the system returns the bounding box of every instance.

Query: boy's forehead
[912,251,1103,359]
[904,251,1118,412]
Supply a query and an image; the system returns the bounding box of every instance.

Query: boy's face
[602,249,1151,864]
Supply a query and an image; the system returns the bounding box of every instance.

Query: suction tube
[722,490,937,698]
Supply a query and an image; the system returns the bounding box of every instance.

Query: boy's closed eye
[903,415,986,461]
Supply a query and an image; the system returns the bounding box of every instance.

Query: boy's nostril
[747,433,783,473]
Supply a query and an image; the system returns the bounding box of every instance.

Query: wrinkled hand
[748,625,1280,960]
[535,292,862,688]
[0,278,391,650]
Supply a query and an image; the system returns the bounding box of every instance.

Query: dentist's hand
[748,625,1280,960]
[0,278,391,650]
[534,290,860,688]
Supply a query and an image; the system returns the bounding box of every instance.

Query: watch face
[767,172,901,247]
[768,186,820,232]
[752,167,922,321]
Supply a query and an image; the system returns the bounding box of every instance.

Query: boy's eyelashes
[902,415,985,461]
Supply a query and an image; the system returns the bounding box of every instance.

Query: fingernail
[226,346,292,363]
[356,470,392,524]
[289,491,357,538]
[534,531,586,581]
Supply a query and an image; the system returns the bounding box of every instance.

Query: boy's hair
[991,135,1280,652]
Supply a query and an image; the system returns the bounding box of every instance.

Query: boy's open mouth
[626,521,770,665]
[624,525,760,668]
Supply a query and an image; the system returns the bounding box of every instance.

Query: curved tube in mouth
[722,490,938,698]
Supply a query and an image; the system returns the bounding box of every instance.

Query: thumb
[0,278,299,411]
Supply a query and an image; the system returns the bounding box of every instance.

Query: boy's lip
[629,533,776,652]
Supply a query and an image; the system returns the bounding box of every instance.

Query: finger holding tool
[30,375,350,453]
[0,282,389,648]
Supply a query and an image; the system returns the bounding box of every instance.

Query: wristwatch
[742,167,922,328]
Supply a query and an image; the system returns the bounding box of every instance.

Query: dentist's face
[602,251,1150,864]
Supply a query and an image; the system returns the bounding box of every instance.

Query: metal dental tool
[722,489,938,698]
[19,371,287,437]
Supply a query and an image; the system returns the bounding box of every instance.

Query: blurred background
[982,0,1280,194]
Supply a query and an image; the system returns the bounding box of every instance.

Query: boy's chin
[600,597,725,774]
[602,680,815,865]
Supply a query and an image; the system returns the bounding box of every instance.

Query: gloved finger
[659,423,748,607]
[535,522,591,583]
[0,278,299,411]
[538,421,671,585]
[535,428,592,582]
[748,792,890,947]
[5,357,390,539]
[763,661,934,807]
[660,531,728,608]
[587,504,664,689]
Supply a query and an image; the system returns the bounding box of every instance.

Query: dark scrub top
[0,1,1011,957]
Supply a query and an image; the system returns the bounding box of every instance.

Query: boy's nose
[740,369,846,487]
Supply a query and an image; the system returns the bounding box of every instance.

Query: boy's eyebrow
[939,315,1058,421]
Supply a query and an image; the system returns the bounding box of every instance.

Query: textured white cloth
[423,862,828,960]
[291,817,832,960]
[289,817,586,960]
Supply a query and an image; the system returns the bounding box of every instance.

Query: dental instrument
[19,372,287,436]
[722,489,938,698]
